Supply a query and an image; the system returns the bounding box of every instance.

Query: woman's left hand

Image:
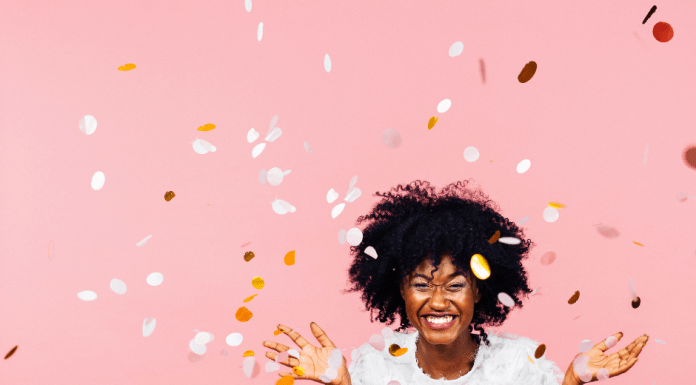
[565,332,648,384]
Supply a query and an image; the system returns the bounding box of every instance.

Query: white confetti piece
[257,22,263,41]
[346,228,363,246]
[319,374,332,383]
[324,54,331,72]
[381,327,394,339]
[247,128,259,143]
[327,188,339,203]
[368,334,385,351]
[266,127,282,142]
[189,339,206,355]
[331,203,346,218]
[192,138,215,154]
[136,234,153,247]
[252,143,266,158]
[382,129,402,148]
[597,368,610,381]
[146,272,163,286]
[463,146,479,162]
[324,368,338,381]
[304,141,312,153]
[77,290,97,301]
[345,187,361,202]
[349,176,358,189]
[79,115,97,135]
[243,356,258,378]
[605,336,618,349]
[364,246,378,259]
[265,360,280,373]
[517,159,531,173]
[142,317,156,337]
[543,206,559,222]
[328,348,343,369]
[206,332,214,342]
[437,99,452,113]
[201,140,216,153]
[517,216,529,226]
[259,169,267,184]
[271,198,295,214]
[226,333,243,346]
[530,287,541,296]
[195,332,211,345]
[110,278,127,295]
[579,340,593,353]
[270,115,278,128]
[91,171,105,190]
[245,0,252,12]
[338,229,346,244]
[351,348,361,361]
[579,370,592,382]
[266,167,285,186]
[573,354,589,373]
[497,292,515,307]
[288,349,300,359]
[655,338,666,344]
[498,237,521,245]
[449,41,464,57]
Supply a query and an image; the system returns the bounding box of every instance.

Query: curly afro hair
[344,179,534,347]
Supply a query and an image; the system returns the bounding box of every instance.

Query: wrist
[563,365,583,385]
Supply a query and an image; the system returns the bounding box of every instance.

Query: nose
[428,286,449,309]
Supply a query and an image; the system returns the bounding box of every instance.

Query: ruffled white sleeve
[348,342,387,385]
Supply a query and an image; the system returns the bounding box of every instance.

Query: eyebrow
[412,272,467,280]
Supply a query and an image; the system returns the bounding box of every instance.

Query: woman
[263,180,648,385]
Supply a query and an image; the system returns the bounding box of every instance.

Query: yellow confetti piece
[252,276,265,289]
[118,63,136,71]
[244,251,255,262]
[292,366,305,376]
[488,230,501,244]
[392,348,407,357]
[197,123,216,131]
[534,344,546,359]
[633,241,645,247]
[547,202,566,209]
[568,291,580,305]
[273,329,283,336]
[527,354,534,363]
[243,294,257,303]
[470,254,491,280]
[284,250,295,266]
[428,117,438,130]
[242,350,255,357]
[277,376,295,385]
[235,306,253,322]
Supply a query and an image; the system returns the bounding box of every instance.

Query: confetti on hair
[236,306,253,322]
[5,346,18,359]
[243,294,258,302]
[568,291,580,304]
[364,246,378,259]
[547,202,566,209]
[470,254,490,280]
[428,117,438,130]
[118,63,136,71]
[534,344,546,359]
[244,251,255,262]
[197,123,215,131]
[488,230,501,244]
[284,250,296,266]
[633,241,645,247]
[518,61,537,83]
[498,237,521,245]
[497,292,515,307]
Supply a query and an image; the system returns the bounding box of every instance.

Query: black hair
[344,180,534,347]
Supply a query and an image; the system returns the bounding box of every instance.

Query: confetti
[195,332,212,345]
[77,290,97,301]
[266,127,282,142]
[245,0,252,12]
[328,348,343,369]
[267,167,288,186]
[236,306,253,322]
[573,354,589,373]
[351,348,361,361]
[390,347,407,357]
[293,366,305,376]
[517,159,531,173]
[653,21,673,43]
[324,367,338,382]
[257,22,263,41]
[382,129,402,148]
[284,250,295,266]
[597,368,610,381]
[463,147,479,162]
[547,202,566,209]
[605,336,618,349]
[192,138,216,154]
[579,340,593,353]
[527,355,534,363]
[243,356,259,378]
[338,229,346,244]
[243,350,255,357]
[543,207,559,222]
[79,115,97,135]
[497,292,515,307]
[530,287,541,296]
[437,99,451,113]
[276,351,289,363]
[387,381,401,385]
[244,251,255,262]
[145,272,164,286]
[266,360,280,372]
[345,187,361,202]
[517,216,529,226]
[369,334,385,351]
[346,228,363,246]
[364,246,378,259]
[324,54,332,72]
[48,240,54,260]
[573,315,581,320]
[381,327,394,339]
[137,234,152,247]
[479,58,486,84]
[470,254,491,280]
[272,198,296,214]
[197,123,215,131]
[226,333,243,346]
[488,230,501,244]
[243,294,258,302]
[349,176,358,189]
[252,276,265,289]
[568,291,580,304]
[498,237,521,245]
[448,41,464,57]
[110,279,127,295]
[304,141,312,153]
[540,251,556,266]
[91,171,105,190]
[118,63,136,71]
[534,344,545,359]
[327,188,339,203]
[5,346,18,359]
[632,297,641,308]
[164,191,175,201]
[288,349,300,358]
[596,226,620,239]
[331,203,346,218]
[247,128,260,143]
[143,317,156,337]
[682,146,696,170]
[274,329,283,336]
[252,143,266,158]
[270,115,278,128]
[518,61,537,83]
[241,242,252,247]
[277,376,295,385]
[633,241,645,247]
[655,338,666,344]
[190,340,206,355]
[676,192,688,202]
[428,117,438,130]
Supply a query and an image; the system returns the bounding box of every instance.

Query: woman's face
[400,255,480,346]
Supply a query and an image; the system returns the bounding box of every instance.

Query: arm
[562,365,581,385]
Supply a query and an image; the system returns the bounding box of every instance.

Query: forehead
[411,255,470,279]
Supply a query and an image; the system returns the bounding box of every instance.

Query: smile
[421,315,458,330]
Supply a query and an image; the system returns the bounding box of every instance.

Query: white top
[348,330,564,385]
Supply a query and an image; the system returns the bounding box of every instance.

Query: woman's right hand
[262,322,351,385]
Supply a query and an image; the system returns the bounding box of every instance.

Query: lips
[421,315,458,330]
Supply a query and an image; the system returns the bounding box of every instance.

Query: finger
[611,357,639,377]
[311,322,336,348]
[263,340,290,352]
[628,337,648,359]
[265,352,301,367]
[279,324,311,350]
[278,372,299,379]
[594,332,623,352]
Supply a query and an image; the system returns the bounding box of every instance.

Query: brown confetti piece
[568,291,580,304]
[118,63,136,71]
[244,251,255,262]
[284,250,295,266]
[632,297,641,309]
[188,352,202,363]
[164,191,175,201]
[428,117,438,130]
[479,58,486,84]
[573,315,581,320]
[517,61,537,83]
[48,240,54,260]
[388,344,401,355]
[243,350,255,357]
[197,123,216,131]
[527,355,534,363]
[274,329,283,336]
[252,276,265,289]
[534,344,546,359]
[470,254,491,280]
[292,366,305,376]
[5,345,18,359]
[277,376,295,385]
[633,241,645,247]
[488,230,501,244]
[235,306,253,322]
[682,146,696,170]
[243,294,258,303]
[547,202,566,209]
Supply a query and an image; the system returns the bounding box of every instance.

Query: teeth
[425,316,453,324]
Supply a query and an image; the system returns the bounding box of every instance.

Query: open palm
[568,332,648,383]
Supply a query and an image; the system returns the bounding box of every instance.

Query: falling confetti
[259,169,268,184]
[597,368,610,381]
[241,242,251,247]
[428,117,438,130]
[382,327,394,339]
[349,176,358,189]
[498,292,515,307]
[243,294,258,302]
[518,61,537,83]
[540,251,556,266]
[110,279,127,295]
[91,171,105,190]
[77,290,97,301]
[48,240,54,260]
[579,370,593,382]
[543,207,559,222]
[270,115,278,128]
[304,141,312,153]
[226,333,243,346]
[345,187,361,202]
[676,192,689,202]
[327,188,339,203]
[437,99,452,113]
[579,340,593,353]
[244,251,255,262]
[351,348,361,361]
[517,159,531,173]
[498,237,521,245]
[596,226,620,239]
[257,22,263,41]
[534,344,546,359]
[271,198,296,214]
[118,63,136,71]
[189,339,206,355]
[364,246,378,259]
[284,250,295,266]
[479,58,486,84]
[197,123,215,131]
[277,377,295,385]
[682,146,696,170]
[387,381,401,385]
[464,146,479,162]
[242,350,255,357]
[655,338,666,344]
[192,138,216,154]
[252,276,265,289]
[143,317,156,337]
[247,128,260,143]
[221,349,228,357]
[488,230,501,244]
[382,129,402,148]
[274,329,283,336]
[236,306,253,322]
[346,228,363,246]
[470,254,490,280]
[338,229,346,244]
[331,203,346,218]
[448,41,464,57]
[164,191,175,201]
[245,0,252,12]
[530,287,541,296]
[547,202,566,209]
[79,115,97,135]
[243,356,259,378]
[195,332,212,345]
[266,127,282,142]
[324,54,332,72]
[517,216,529,226]
[288,349,300,358]
[267,167,288,186]
[136,234,153,247]
[653,21,674,43]
[265,361,281,373]
[369,334,385,351]
[573,315,581,320]
[5,346,18,359]
[252,143,266,158]
[633,241,645,247]
[568,291,580,304]
[631,297,641,308]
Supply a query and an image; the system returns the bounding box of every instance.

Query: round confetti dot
[91,171,105,190]
[288,349,300,359]
[331,203,345,218]
[292,366,305,376]
[247,128,259,143]
[518,61,537,83]
[437,99,452,113]
[195,332,211,345]
[517,159,531,173]
[235,306,253,322]
[244,251,255,262]
[338,229,346,244]
[226,333,243,346]
[276,351,289,363]
[251,277,265,289]
[497,292,515,307]
[605,336,618,349]
[304,141,312,153]
[324,368,338,381]
[573,354,589,373]
[449,41,464,57]
[382,327,394,339]
[653,21,674,43]
[146,272,164,286]
[682,146,696,170]
[534,344,546,359]
[324,54,332,73]
[579,369,593,382]
[265,360,280,373]
[277,376,295,385]
[364,246,378,259]
[382,129,402,148]
[578,340,593,353]
[369,334,385,351]
[79,115,97,135]
[346,228,363,246]
[470,254,491,280]
[596,225,620,239]
[351,348,361,361]
[284,250,295,266]
[143,317,156,337]
[252,143,266,158]
[388,344,400,355]
[110,279,127,295]
[540,251,556,266]
[243,356,259,378]
[568,291,580,304]
[463,146,480,162]
[498,237,521,245]
[328,348,343,369]
[597,368,610,381]
[245,0,252,12]
[77,290,97,301]
[257,22,263,42]
[189,340,206,355]
[543,207,559,222]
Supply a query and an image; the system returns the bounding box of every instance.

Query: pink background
[1,0,694,384]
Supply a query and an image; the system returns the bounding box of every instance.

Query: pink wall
[1,0,694,384]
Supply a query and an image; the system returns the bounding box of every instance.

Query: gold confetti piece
[164,191,175,201]
[633,241,645,247]
[118,63,136,71]
[197,123,216,131]
[392,348,407,357]
[277,376,295,385]
[518,61,537,83]
[284,250,295,266]
[292,366,305,376]
[242,350,255,357]
[488,230,501,244]
[527,355,535,363]
[273,329,283,336]
[428,117,438,130]
[632,297,641,309]
[5,345,18,359]
[568,291,580,304]
[244,251,255,262]
[243,294,257,303]
[470,254,491,280]
[235,306,253,322]
[252,276,265,289]
[388,344,400,355]
[534,344,546,359]
[547,202,566,209]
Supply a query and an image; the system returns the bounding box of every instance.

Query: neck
[415,331,478,380]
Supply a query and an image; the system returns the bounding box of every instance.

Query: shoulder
[348,331,417,385]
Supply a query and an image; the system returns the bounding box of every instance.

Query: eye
[448,284,466,290]
[413,283,429,289]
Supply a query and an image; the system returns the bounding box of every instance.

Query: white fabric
[348,330,564,385]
